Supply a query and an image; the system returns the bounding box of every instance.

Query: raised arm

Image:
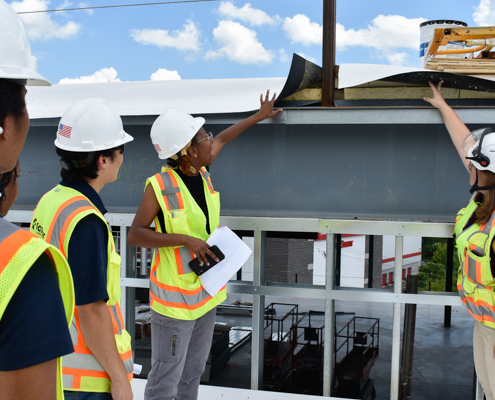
[424,80,472,172]
[211,90,283,161]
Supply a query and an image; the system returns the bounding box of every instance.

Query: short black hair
[0,79,27,124]
[56,145,124,184]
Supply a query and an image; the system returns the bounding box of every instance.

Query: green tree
[418,239,458,292]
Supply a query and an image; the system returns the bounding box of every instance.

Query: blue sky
[9,0,495,84]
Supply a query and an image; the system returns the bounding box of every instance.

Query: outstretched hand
[424,80,448,109]
[256,90,283,121]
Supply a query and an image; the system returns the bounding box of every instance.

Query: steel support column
[391,236,404,400]
[323,234,336,396]
[322,0,336,107]
[251,230,266,390]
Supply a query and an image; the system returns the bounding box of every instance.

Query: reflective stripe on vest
[455,200,495,329]
[0,218,74,400]
[45,196,93,256]
[147,167,226,320]
[31,185,133,391]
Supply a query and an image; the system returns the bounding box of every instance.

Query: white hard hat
[55,98,134,152]
[0,0,51,86]
[151,108,205,159]
[466,128,495,174]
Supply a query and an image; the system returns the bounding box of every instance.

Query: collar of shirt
[59,181,107,215]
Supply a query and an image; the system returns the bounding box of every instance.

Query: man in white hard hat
[31,98,134,400]
[0,1,75,400]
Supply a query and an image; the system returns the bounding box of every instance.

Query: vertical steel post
[368,235,374,288]
[323,233,336,396]
[251,230,266,390]
[391,235,404,400]
[444,238,454,327]
[123,226,137,350]
[322,0,336,107]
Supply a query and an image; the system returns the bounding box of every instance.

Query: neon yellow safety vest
[455,199,495,329]
[31,185,133,392]
[0,218,74,400]
[147,166,226,320]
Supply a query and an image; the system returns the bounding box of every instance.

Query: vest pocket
[467,231,488,257]
[167,209,191,236]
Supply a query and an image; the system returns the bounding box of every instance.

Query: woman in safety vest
[30,98,134,400]
[128,90,282,400]
[425,80,495,400]
[0,2,75,400]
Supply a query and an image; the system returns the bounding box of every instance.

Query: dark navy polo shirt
[0,216,73,370]
[60,181,109,306]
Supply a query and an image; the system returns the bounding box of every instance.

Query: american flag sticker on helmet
[154,143,162,152]
[58,123,72,138]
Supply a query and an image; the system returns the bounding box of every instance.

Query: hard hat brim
[55,130,134,152]
[0,67,51,86]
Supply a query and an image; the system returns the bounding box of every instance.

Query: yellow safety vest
[31,185,133,392]
[147,166,226,320]
[455,199,495,329]
[0,218,74,400]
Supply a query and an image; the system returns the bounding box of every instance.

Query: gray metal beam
[16,106,495,222]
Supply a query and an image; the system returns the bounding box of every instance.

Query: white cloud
[384,52,410,66]
[150,68,181,81]
[130,21,200,51]
[336,15,426,52]
[283,14,322,46]
[217,1,279,26]
[278,48,289,63]
[10,0,80,40]
[206,20,274,64]
[58,67,121,84]
[473,0,495,25]
[283,13,426,66]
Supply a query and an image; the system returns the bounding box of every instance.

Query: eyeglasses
[195,131,213,144]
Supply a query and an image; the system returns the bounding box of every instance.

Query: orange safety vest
[0,218,74,400]
[31,185,133,392]
[147,166,226,320]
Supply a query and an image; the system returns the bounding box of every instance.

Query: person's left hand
[257,90,283,120]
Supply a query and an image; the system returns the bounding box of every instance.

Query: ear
[187,145,198,159]
[1,115,15,142]
[97,154,107,169]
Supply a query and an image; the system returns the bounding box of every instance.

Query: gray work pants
[144,308,216,400]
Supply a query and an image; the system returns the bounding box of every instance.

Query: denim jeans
[64,391,113,400]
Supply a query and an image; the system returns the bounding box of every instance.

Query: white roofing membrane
[26,77,287,119]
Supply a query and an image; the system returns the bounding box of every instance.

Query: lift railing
[8,210,461,400]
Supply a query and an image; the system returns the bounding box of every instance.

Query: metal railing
[8,210,462,400]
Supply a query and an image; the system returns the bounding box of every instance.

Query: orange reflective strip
[168,172,184,209]
[155,174,171,212]
[63,367,110,380]
[175,248,184,275]
[150,291,213,311]
[464,251,470,277]
[120,349,133,361]
[46,196,87,247]
[150,272,205,295]
[467,309,495,324]
[58,206,95,257]
[476,260,482,283]
[464,294,495,311]
[73,374,81,389]
[0,230,35,274]
[73,308,86,347]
